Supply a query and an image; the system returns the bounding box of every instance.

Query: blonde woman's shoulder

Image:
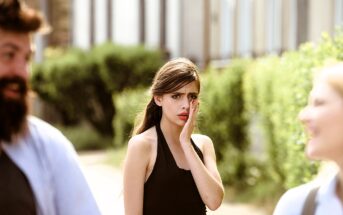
[273,181,318,215]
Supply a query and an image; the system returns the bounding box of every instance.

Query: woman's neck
[160,117,182,144]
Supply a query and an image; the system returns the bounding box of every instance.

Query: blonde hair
[315,61,343,97]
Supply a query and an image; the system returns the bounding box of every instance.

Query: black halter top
[143,123,206,215]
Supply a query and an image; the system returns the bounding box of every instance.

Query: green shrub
[31,48,114,135]
[113,88,150,147]
[196,33,343,198]
[31,48,88,124]
[57,124,113,151]
[31,44,164,137]
[199,59,251,186]
[244,33,343,189]
[91,43,164,92]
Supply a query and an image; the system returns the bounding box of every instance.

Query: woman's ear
[154,95,163,106]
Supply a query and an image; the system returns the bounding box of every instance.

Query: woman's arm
[123,136,151,215]
[180,100,224,210]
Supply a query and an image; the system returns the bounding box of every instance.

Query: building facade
[26,0,343,67]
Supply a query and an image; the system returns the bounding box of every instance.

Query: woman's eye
[190,95,198,100]
[313,99,325,106]
[172,95,180,99]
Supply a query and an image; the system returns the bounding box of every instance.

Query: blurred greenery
[31,43,164,137]
[31,31,343,206]
[105,146,128,168]
[113,88,150,147]
[56,124,113,151]
[199,59,251,188]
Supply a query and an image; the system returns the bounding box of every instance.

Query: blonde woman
[274,63,343,215]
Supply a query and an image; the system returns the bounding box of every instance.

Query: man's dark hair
[0,0,46,33]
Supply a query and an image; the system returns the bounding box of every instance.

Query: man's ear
[154,95,162,106]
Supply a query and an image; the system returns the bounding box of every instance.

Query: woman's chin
[305,144,322,160]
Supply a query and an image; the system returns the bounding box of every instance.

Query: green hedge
[56,124,113,151]
[113,88,149,147]
[244,33,343,189]
[199,59,251,186]
[31,44,164,137]
[92,43,164,92]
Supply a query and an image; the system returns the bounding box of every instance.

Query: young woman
[273,63,343,215]
[123,58,224,215]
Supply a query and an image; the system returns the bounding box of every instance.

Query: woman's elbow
[207,199,222,211]
[206,188,224,211]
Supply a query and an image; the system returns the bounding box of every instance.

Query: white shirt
[273,173,343,215]
[1,116,101,215]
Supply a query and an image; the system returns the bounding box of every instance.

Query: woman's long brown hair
[132,58,200,135]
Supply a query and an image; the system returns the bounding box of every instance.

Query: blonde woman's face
[299,79,343,161]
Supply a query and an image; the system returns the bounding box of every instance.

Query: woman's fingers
[189,99,199,124]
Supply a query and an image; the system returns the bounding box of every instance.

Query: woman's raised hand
[180,99,199,144]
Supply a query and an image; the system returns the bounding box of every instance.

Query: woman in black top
[123,58,224,215]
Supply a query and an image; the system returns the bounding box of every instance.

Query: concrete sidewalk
[78,151,268,215]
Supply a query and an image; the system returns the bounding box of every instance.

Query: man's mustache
[0,76,28,97]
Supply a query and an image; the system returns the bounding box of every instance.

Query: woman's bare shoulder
[128,126,157,153]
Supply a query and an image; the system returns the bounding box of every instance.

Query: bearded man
[0,1,100,214]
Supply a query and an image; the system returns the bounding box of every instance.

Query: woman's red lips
[178,113,189,121]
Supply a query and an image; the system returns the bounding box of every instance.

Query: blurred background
[22,0,343,214]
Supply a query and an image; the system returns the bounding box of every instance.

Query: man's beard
[0,76,29,143]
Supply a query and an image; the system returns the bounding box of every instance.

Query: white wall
[181,0,204,63]
[335,0,343,30]
[113,0,140,45]
[288,0,297,50]
[73,0,91,49]
[308,0,334,43]
[266,0,282,54]
[252,0,267,55]
[220,0,234,58]
[210,0,220,59]
[166,0,181,58]
[238,0,253,56]
[145,0,160,48]
[95,0,108,44]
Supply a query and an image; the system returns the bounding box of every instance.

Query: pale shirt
[273,173,343,215]
[1,116,101,215]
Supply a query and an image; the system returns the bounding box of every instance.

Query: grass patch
[105,146,128,168]
[56,124,113,151]
[224,178,284,214]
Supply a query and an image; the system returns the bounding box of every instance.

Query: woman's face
[155,81,199,127]
[299,79,343,161]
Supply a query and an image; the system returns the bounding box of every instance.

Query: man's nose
[12,59,29,79]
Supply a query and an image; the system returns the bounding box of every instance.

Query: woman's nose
[298,106,310,124]
[182,97,190,109]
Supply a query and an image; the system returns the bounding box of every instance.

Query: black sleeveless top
[143,123,206,215]
[0,151,36,215]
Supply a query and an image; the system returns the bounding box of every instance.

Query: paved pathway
[79,151,268,215]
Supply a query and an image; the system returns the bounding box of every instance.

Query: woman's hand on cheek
[180,99,199,145]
